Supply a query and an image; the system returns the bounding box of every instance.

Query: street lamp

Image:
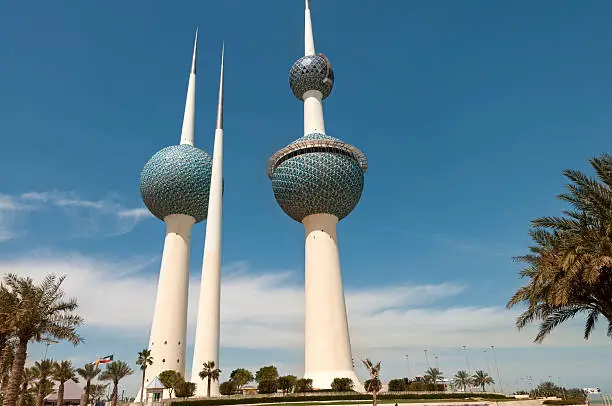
[461,346,472,393]
[41,338,59,360]
[405,354,413,378]
[490,345,504,394]
[482,349,494,392]
[424,349,431,370]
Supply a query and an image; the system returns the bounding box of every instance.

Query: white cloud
[5,254,612,395]
[0,190,151,241]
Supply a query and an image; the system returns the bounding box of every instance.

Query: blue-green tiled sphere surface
[289,54,334,100]
[271,146,364,223]
[140,144,212,223]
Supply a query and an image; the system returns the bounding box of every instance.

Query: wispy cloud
[0,190,151,241]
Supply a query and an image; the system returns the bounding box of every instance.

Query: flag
[92,355,114,366]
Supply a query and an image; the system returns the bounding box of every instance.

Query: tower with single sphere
[138,30,212,399]
[267,0,367,391]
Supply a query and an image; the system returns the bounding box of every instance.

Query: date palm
[508,154,612,342]
[472,370,494,392]
[453,370,472,391]
[32,360,54,406]
[88,384,108,404]
[99,361,133,406]
[1,274,83,406]
[198,361,221,398]
[361,359,381,406]
[135,349,153,403]
[424,367,444,385]
[76,364,100,406]
[52,361,78,406]
[0,342,15,395]
[18,367,35,406]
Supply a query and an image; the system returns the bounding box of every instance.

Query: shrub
[294,378,313,393]
[174,381,196,398]
[331,378,354,392]
[257,379,277,394]
[219,381,236,396]
[388,379,408,391]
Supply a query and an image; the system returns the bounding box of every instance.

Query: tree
[219,381,236,396]
[52,361,78,406]
[198,361,221,398]
[294,378,313,393]
[255,366,278,383]
[387,379,408,392]
[508,154,612,342]
[257,380,277,394]
[173,380,196,398]
[18,367,36,406]
[88,384,108,404]
[424,367,444,385]
[472,370,494,392]
[76,364,100,406]
[135,349,153,403]
[331,378,354,392]
[1,274,83,406]
[157,370,181,398]
[99,361,133,406]
[32,360,54,406]
[229,368,253,390]
[277,375,297,394]
[453,370,472,392]
[362,359,382,406]
[0,343,15,396]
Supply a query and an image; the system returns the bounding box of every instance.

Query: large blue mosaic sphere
[289,54,334,100]
[140,144,212,223]
[270,134,364,223]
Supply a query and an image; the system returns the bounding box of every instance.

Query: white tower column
[191,44,225,397]
[303,90,325,135]
[143,214,195,390]
[302,213,363,391]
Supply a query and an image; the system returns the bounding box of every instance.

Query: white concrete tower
[191,44,225,398]
[267,0,368,391]
[138,29,214,399]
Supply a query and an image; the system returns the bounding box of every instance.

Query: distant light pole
[41,338,59,360]
[424,349,431,370]
[490,345,504,394]
[461,346,472,393]
[483,349,494,392]
[405,354,413,378]
[434,354,440,370]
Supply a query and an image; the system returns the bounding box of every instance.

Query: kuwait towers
[191,44,225,397]
[139,31,213,390]
[267,0,368,391]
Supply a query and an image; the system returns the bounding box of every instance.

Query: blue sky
[1,0,612,397]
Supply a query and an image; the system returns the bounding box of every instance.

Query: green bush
[219,381,236,396]
[543,400,584,405]
[330,378,354,392]
[256,379,277,394]
[172,391,508,406]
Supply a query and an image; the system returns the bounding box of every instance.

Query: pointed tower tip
[305,0,310,10]
[191,27,198,75]
[216,42,224,130]
[304,0,315,55]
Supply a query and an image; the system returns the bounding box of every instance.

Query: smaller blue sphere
[289,54,334,100]
[140,144,212,223]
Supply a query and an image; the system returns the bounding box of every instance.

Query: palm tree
[424,367,444,385]
[99,361,133,406]
[198,361,221,398]
[1,274,83,406]
[472,370,494,392]
[76,364,100,406]
[0,343,15,395]
[508,154,612,342]
[453,370,472,392]
[18,367,35,406]
[87,384,108,405]
[52,361,78,406]
[32,360,54,406]
[135,349,153,403]
[361,359,381,406]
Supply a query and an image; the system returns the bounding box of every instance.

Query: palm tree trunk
[140,370,145,403]
[82,381,90,406]
[58,382,65,406]
[2,338,27,406]
[207,377,211,397]
[111,382,118,406]
[35,387,45,406]
[372,390,377,406]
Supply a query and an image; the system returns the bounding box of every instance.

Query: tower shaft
[303,90,326,135]
[143,214,195,392]
[180,29,198,146]
[303,213,363,390]
[191,45,225,397]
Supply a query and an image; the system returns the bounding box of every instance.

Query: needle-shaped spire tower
[179,28,198,145]
[191,43,225,398]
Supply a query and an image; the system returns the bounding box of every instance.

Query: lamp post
[405,354,413,379]
[482,349,494,392]
[424,349,431,370]
[41,338,59,360]
[461,346,472,393]
[490,345,504,394]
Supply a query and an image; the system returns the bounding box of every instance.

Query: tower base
[305,370,365,393]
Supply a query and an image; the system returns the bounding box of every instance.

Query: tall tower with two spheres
[267,0,368,391]
[138,31,215,391]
